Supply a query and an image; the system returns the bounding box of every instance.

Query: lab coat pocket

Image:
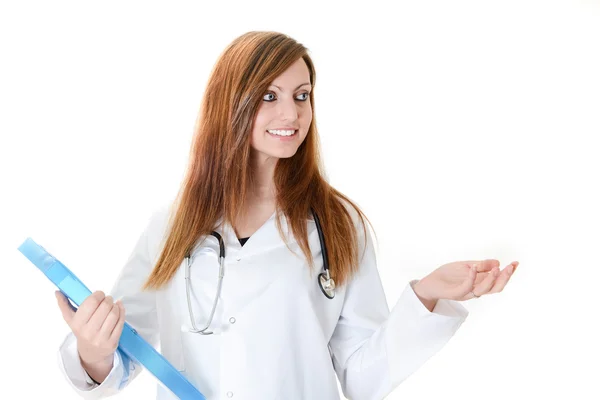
[156,267,187,374]
[163,334,186,372]
[162,257,218,396]
[157,314,186,374]
[178,327,219,398]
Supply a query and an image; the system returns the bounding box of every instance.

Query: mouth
[266,129,298,139]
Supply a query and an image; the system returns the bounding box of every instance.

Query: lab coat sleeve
[328,220,469,400]
[56,208,165,398]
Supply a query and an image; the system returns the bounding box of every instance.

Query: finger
[470,259,500,273]
[458,264,478,296]
[475,261,519,286]
[59,292,78,312]
[99,301,121,341]
[109,301,127,346]
[488,262,519,294]
[457,264,480,300]
[473,266,500,296]
[474,271,491,286]
[71,291,106,329]
[87,295,115,333]
[55,291,76,325]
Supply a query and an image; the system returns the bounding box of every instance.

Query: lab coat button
[236,257,241,261]
[229,317,236,324]
[227,391,234,397]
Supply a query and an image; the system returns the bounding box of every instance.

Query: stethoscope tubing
[185,209,334,334]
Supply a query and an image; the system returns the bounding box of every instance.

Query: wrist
[413,278,438,302]
[78,348,114,368]
[412,279,438,312]
[79,354,114,385]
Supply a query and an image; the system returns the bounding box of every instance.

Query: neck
[250,150,277,202]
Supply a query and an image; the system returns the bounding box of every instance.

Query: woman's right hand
[56,290,126,367]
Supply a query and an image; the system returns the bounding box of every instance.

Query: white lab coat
[57,204,469,400]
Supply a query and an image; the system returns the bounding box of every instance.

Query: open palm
[421,259,519,301]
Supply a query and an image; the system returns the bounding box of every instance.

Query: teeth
[267,129,296,136]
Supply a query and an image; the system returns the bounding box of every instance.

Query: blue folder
[18,237,206,400]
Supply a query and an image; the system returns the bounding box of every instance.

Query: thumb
[55,290,76,324]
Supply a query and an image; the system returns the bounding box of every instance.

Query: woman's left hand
[414,259,519,302]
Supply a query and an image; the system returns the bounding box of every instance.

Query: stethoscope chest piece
[318,271,335,299]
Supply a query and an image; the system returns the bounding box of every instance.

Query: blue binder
[18,237,206,400]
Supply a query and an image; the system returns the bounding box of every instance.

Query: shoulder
[339,193,380,248]
[144,203,175,262]
[336,194,369,233]
[143,203,172,236]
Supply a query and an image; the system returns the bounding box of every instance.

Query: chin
[268,150,298,159]
[281,146,302,157]
[251,142,301,160]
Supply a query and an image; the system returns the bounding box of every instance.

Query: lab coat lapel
[215,212,299,312]
[221,211,294,257]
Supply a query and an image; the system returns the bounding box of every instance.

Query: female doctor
[54,31,519,400]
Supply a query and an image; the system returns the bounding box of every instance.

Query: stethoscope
[184,208,334,335]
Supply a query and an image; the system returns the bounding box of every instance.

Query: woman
[55,31,519,400]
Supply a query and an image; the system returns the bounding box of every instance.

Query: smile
[266,129,298,139]
[267,129,297,137]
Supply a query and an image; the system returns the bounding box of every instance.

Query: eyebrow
[270,82,311,91]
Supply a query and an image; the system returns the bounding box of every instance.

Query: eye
[263,92,276,102]
[262,92,310,102]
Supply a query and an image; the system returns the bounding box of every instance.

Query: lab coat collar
[216,210,299,259]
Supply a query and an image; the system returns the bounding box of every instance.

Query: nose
[277,96,299,121]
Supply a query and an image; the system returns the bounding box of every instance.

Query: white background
[1,0,599,398]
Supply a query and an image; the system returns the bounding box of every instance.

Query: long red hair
[142,31,375,291]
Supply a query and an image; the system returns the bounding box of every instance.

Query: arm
[56,208,166,398]
[413,280,438,312]
[328,220,469,400]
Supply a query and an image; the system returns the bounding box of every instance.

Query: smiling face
[250,57,313,163]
